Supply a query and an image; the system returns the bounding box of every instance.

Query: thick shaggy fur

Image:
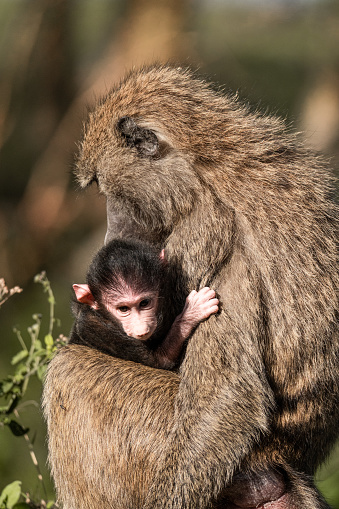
[43,66,338,509]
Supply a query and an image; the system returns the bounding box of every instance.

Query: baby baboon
[43,65,338,509]
[71,239,219,369]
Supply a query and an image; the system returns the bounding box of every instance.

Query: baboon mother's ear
[117,116,160,158]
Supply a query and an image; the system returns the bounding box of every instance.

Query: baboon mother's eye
[117,116,160,158]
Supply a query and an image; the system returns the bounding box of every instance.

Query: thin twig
[13,409,48,503]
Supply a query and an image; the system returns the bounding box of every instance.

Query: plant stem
[14,409,48,502]
[14,328,28,352]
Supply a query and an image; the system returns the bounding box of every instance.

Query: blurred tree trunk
[0,0,75,282]
[300,70,339,154]
[115,0,191,65]
[82,0,193,97]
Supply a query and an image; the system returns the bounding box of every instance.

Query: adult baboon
[43,65,339,509]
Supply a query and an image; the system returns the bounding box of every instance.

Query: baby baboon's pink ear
[159,249,167,265]
[73,284,97,308]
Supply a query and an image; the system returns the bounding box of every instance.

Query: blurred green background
[0,0,338,506]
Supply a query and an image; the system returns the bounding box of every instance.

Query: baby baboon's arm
[155,287,219,368]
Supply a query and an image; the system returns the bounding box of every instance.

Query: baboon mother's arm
[44,337,273,509]
[143,248,275,509]
[43,345,179,509]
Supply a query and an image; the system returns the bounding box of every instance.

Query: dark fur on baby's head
[87,239,166,305]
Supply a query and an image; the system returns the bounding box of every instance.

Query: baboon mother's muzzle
[105,197,165,246]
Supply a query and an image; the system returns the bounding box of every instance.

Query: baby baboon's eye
[139,298,151,309]
[118,306,130,313]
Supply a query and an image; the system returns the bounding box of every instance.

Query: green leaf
[33,349,46,357]
[0,481,21,508]
[11,351,28,366]
[33,340,42,351]
[44,334,54,347]
[13,504,31,509]
[10,386,22,396]
[7,420,29,437]
[12,370,26,384]
[0,380,14,395]
[37,364,47,380]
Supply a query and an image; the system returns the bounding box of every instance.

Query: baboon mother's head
[75,65,247,244]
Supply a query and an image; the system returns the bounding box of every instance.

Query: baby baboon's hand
[184,287,219,326]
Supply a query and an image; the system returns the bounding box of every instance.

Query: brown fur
[43,65,339,509]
